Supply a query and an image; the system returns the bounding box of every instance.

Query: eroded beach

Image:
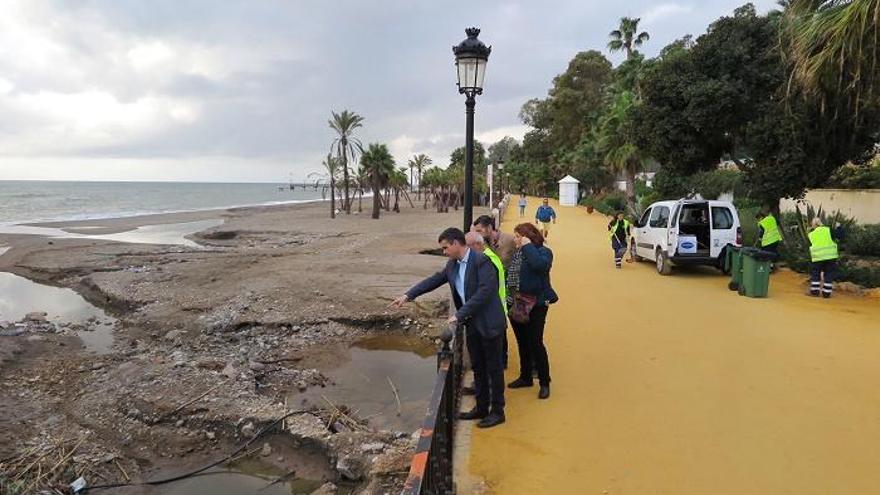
[0,200,460,493]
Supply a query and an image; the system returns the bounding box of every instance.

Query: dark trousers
[510,304,551,386]
[467,331,505,414]
[611,237,627,267]
[810,260,837,296]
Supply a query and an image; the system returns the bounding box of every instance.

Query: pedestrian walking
[807,218,840,298]
[506,223,558,400]
[389,227,507,428]
[608,212,632,269]
[472,215,516,269]
[518,194,527,218]
[534,198,557,240]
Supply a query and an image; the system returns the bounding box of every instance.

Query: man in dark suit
[389,227,507,428]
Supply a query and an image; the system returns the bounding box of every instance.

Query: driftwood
[387,377,402,416]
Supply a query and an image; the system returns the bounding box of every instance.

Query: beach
[0,199,464,493]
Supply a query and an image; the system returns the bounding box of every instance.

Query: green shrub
[738,206,760,247]
[826,163,880,189]
[845,225,880,257]
[581,191,627,217]
[838,258,880,288]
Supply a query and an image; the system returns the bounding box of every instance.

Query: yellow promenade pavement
[464,198,880,494]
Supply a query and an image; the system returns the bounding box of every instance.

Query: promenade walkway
[463,198,880,494]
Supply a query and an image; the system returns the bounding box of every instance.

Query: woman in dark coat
[506,222,557,399]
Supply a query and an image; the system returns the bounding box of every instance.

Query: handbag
[510,292,537,324]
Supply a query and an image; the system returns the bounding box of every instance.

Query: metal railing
[402,323,464,495]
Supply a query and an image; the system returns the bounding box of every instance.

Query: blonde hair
[811,218,823,228]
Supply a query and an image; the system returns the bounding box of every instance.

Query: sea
[0,181,326,225]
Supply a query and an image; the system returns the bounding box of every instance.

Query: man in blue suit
[389,227,507,428]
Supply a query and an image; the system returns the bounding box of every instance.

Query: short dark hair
[438,227,466,245]
[473,215,496,230]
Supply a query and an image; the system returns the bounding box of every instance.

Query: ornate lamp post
[453,27,491,231]
[496,160,504,201]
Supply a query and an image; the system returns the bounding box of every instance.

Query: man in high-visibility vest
[607,212,632,269]
[808,218,840,298]
[756,211,782,257]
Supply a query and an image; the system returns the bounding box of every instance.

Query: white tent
[557,175,580,206]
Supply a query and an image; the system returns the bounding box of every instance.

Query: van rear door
[710,205,737,258]
[668,201,682,255]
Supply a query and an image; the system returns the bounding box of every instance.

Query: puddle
[292,335,438,432]
[156,459,325,495]
[0,219,222,247]
[149,440,354,495]
[0,272,116,353]
[0,246,9,257]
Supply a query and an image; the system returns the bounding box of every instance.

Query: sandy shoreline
[0,198,477,493]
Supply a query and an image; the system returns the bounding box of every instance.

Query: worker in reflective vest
[756,211,782,255]
[807,218,839,298]
[607,212,632,269]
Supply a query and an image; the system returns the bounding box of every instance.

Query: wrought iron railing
[402,323,464,495]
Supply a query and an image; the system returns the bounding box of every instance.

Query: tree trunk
[371,180,381,219]
[358,187,363,213]
[625,169,637,215]
[393,189,400,212]
[342,141,351,214]
[384,189,391,211]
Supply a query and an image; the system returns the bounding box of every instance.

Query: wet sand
[0,198,469,493]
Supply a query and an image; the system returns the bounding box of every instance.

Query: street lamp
[453,27,491,231]
[497,160,504,200]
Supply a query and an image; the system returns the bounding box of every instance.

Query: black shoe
[822,293,832,299]
[476,412,505,428]
[461,386,476,396]
[507,378,533,389]
[457,408,488,421]
[809,292,820,297]
[538,385,550,400]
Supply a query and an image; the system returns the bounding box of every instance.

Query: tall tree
[360,143,395,219]
[329,110,364,214]
[308,154,340,219]
[598,91,645,211]
[608,17,650,60]
[783,0,880,119]
[408,154,432,199]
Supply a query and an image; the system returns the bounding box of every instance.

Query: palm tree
[408,154,432,199]
[608,17,650,60]
[329,110,365,214]
[598,91,644,213]
[783,0,880,119]
[390,167,409,212]
[360,143,395,219]
[308,153,340,219]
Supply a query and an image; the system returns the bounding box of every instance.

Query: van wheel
[656,249,672,276]
[630,239,642,262]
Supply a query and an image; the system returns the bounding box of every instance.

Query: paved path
[463,198,880,494]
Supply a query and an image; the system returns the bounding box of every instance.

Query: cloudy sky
[0,0,776,183]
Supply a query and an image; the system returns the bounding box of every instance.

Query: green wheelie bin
[739,247,773,298]
[726,246,743,292]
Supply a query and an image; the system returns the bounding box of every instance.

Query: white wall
[780,189,880,224]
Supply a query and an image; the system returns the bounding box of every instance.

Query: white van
[630,199,742,275]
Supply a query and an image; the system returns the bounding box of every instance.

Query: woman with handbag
[506,222,558,399]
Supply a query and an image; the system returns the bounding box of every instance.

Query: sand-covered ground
[0,199,469,494]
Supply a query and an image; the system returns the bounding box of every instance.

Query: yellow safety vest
[484,247,508,314]
[758,215,782,246]
[608,219,631,240]
[808,226,839,262]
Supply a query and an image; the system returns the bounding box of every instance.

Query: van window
[712,206,734,229]
[638,208,652,228]
[649,206,670,228]
[671,204,681,227]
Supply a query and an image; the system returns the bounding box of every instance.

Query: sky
[0,0,777,183]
